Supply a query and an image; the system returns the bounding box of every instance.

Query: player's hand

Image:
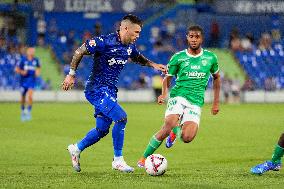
[152,63,167,75]
[211,103,219,115]
[21,70,28,76]
[157,95,166,105]
[62,75,75,91]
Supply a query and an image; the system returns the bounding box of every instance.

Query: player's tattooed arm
[131,54,152,67]
[70,43,90,71]
[131,55,167,73]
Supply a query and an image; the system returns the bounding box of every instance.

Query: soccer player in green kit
[251,133,283,175]
[137,25,221,167]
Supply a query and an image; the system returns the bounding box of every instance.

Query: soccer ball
[145,154,167,176]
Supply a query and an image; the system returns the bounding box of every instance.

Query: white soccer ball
[145,154,167,176]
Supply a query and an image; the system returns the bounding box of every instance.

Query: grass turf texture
[0,103,283,188]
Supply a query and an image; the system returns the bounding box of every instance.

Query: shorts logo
[167,99,177,110]
[89,40,96,47]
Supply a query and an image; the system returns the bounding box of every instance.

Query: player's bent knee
[181,134,195,143]
[115,117,127,124]
[96,128,110,138]
[278,133,284,147]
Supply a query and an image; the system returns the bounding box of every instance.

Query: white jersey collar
[185,48,203,58]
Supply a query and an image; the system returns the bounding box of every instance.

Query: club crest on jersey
[89,40,96,47]
[127,47,132,55]
[202,59,207,66]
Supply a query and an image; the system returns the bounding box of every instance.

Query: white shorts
[165,96,202,126]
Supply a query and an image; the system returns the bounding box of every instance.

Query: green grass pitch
[0,103,283,188]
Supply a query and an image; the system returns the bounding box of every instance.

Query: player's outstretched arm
[131,54,167,74]
[62,43,90,91]
[158,75,172,104]
[211,72,221,115]
[35,67,41,77]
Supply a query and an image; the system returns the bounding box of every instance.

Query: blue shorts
[85,87,118,118]
[20,84,35,96]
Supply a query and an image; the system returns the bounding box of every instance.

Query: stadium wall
[0,90,284,103]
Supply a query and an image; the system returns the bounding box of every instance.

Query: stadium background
[0,0,283,188]
[0,0,283,102]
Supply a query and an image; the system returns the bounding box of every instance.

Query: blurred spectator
[271,15,281,42]
[208,20,220,48]
[264,77,277,91]
[222,74,232,104]
[94,22,102,37]
[42,78,51,90]
[37,14,46,46]
[241,33,254,52]
[132,73,151,89]
[231,74,241,103]
[229,27,241,52]
[67,30,76,47]
[259,33,272,50]
[241,77,255,91]
[150,26,160,44]
[47,19,58,43]
[152,73,163,100]
[0,36,6,58]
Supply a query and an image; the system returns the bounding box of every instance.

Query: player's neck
[118,30,129,45]
[27,56,33,61]
[187,48,202,56]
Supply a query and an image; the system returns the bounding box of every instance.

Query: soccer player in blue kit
[62,14,167,173]
[15,47,41,121]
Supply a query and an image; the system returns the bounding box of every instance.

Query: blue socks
[27,105,32,112]
[112,120,127,157]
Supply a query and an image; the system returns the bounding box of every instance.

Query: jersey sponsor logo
[191,65,200,70]
[89,40,96,47]
[108,58,127,66]
[185,71,206,78]
[24,65,36,71]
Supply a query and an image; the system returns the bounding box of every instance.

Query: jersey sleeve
[167,54,179,76]
[130,44,140,59]
[210,53,219,74]
[85,36,105,55]
[18,58,25,70]
[36,58,41,68]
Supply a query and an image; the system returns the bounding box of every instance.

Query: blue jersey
[84,32,140,93]
[18,56,40,88]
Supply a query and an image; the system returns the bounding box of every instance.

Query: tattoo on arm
[131,54,151,67]
[70,44,90,70]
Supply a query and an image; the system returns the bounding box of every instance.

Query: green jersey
[167,49,219,107]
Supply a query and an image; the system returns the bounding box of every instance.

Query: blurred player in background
[251,133,283,175]
[15,47,41,121]
[62,14,166,173]
[137,25,221,167]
